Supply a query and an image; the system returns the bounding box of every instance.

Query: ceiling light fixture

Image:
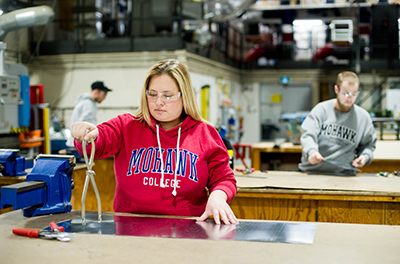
[293,19,324,27]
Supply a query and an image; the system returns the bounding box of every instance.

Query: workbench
[2,158,400,225]
[251,140,400,173]
[54,161,400,225]
[231,170,400,225]
[251,142,302,171]
[1,210,400,264]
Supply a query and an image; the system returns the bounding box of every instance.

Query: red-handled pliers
[12,222,75,242]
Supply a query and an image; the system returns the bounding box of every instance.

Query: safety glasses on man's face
[339,89,359,98]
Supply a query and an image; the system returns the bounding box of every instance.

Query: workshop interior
[0,0,400,261]
[0,0,399,162]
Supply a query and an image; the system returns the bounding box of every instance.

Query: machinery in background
[95,0,131,38]
[280,111,310,145]
[0,6,54,153]
[0,61,29,138]
[220,105,240,143]
[313,20,354,64]
[0,154,75,217]
[217,125,234,170]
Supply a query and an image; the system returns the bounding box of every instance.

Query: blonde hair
[134,59,204,126]
[336,71,359,88]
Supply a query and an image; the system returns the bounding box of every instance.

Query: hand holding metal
[81,131,102,225]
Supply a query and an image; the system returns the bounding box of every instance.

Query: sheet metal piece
[323,160,361,172]
[308,159,361,176]
[48,214,317,244]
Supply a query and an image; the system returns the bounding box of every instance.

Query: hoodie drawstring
[156,124,165,188]
[156,124,181,196]
[172,127,181,196]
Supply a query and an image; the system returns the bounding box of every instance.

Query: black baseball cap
[91,81,112,92]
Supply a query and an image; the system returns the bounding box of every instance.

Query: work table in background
[1,157,399,225]
[49,161,400,226]
[232,170,400,225]
[1,210,400,263]
[251,140,400,173]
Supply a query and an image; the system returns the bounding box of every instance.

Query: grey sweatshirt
[66,93,97,147]
[299,99,377,174]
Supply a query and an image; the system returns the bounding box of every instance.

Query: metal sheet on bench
[49,214,317,244]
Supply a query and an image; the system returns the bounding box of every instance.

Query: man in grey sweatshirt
[66,81,112,147]
[299,71,377,175]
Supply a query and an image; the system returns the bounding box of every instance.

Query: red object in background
[29,84,45,153]
[359,25,370,35]
[313,43,335,61]
[313,42,353,61]
[30,84,44,104]
[244,44,265,61]
[232,143,252,168]
[282,33,294,43]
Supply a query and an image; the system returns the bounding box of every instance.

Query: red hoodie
[75,113,237,217]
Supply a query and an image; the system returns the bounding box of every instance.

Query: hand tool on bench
[81,133,102,225]
[12,221,75,242]
[235,167,255,175]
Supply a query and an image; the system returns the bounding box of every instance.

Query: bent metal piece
[81,133,102,225]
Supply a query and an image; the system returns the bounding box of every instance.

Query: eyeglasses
[339,89,360,98]
[146,90,181,103]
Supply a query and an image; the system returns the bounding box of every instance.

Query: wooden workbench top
[1,210,400,263]
[251,142,303,152]
[251,140,400,161]
[235,170,400,196]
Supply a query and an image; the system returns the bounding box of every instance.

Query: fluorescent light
[293,19,324,27]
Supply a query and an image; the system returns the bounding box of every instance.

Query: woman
[71,59,238,225]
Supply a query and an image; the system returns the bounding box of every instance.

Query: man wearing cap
[66,81,112,147]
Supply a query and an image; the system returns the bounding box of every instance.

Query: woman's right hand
[70,122,99,143]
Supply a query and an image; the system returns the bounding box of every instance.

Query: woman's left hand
[196,190,239,225]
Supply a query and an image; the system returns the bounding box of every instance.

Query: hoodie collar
[148,115,198,137]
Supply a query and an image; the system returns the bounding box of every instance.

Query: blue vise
[0,149,27,176]
[0,154,76,217]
